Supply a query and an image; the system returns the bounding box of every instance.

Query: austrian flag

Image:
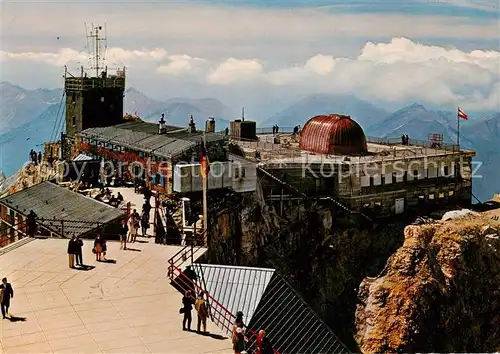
[458,107,468,120]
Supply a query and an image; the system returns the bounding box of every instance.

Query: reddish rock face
[355,218,500,353]
[299,114,368,155]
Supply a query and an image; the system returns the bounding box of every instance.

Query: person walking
[140,210,149,238]
[67,236,76,268]
[256,329,274,354]
[232,311,247,354]
[75,236,83,266]
[0,277,14,319]
[94,234,103,261]
[101,236,108,261]
[119,219,128,250]
[181,290,195,331]
[195,291,209,334]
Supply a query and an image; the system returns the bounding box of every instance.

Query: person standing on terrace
[0,277,14,319]
[181,290,195,331]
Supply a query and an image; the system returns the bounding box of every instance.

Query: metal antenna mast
[87,24,107,77]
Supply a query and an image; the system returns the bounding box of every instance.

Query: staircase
[166,243,279,353]
[257,166,372,222]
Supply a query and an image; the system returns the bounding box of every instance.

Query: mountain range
[0,81,498,201]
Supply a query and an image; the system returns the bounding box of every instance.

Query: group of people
[180,290,273,354]
[67,235,84,268]
[401,134,410,145]
[231,311,273,354]
[67,234,109,267]
[119,204,150,250]
[271,125,280,134]
[181,290,209,333]
[29,149,42,165]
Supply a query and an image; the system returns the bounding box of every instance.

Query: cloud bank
[1,37,499,111]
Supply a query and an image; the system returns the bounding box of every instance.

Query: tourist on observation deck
[195,291,209,334]
[0,277,14,319]
[67,236,77,268]
[75,236,83,266]
[256,329,274,354]
[140,210,149,238]
[94,234,103,261]
[232,311,247,354]
[119,220,128,250]
[181,290,195,331]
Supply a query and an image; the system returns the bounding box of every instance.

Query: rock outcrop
[0,162,57,197]
[355,213,500,353]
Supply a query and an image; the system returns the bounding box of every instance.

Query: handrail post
[190,244,194,265]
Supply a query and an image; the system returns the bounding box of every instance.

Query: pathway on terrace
[0,236,231,353]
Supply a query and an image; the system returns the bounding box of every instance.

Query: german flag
[200,134,210,178]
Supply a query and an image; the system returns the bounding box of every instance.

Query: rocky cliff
[355,213,500,353]
[205,183,405,349]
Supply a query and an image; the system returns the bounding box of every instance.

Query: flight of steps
[0,237,36,256]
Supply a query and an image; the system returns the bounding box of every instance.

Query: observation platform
[0,238,230,353]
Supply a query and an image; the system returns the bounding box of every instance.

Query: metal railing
[166,239,279,353]
[365,136,459,151]
[166,259,279,353]
[255,127,295,135]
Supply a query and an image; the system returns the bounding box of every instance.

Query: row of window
[82,138,167,161]
[361,190,456,210]
[361,166,454,187]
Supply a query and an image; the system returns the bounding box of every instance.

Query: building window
[72,93,76,102]
[444,166,449,176]
[439,192,445,199]
[235,168,239,178]
[151,174,157,185]
[429,193,435,200]
[159,174,165,187]
[241,168,246,177]
[101,97,105,102]
[413,170,419,179]
[449,190,454,196]
[72,116,76,126]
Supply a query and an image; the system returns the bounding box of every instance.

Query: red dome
[299,114,367,155]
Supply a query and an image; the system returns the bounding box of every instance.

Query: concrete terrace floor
[0,238,231,354]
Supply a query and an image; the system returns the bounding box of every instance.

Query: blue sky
[187,0,499,17]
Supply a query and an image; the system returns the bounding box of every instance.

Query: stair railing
[166,256,279,353]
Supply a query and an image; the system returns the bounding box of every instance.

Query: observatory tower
[64,24,126,138]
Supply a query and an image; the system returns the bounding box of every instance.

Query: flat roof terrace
[0,239,231,353]
[234,134,474,167]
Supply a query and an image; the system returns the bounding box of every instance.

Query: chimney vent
[188,115,197,133]
[158,113,166,134]
[205,117,215,133]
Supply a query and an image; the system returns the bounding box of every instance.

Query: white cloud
[207,58,263,85]
[157,55,206,75]
[1,37,498,111]
[437,0,499,12]
[304,54,337,75]
[0,47,167,69]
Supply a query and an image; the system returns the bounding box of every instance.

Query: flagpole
[202,171,208,246]
[457,107,460,150]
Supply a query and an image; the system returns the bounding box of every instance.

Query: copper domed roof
[299,114,367,155]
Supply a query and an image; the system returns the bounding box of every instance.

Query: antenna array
[86,23,108,76]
